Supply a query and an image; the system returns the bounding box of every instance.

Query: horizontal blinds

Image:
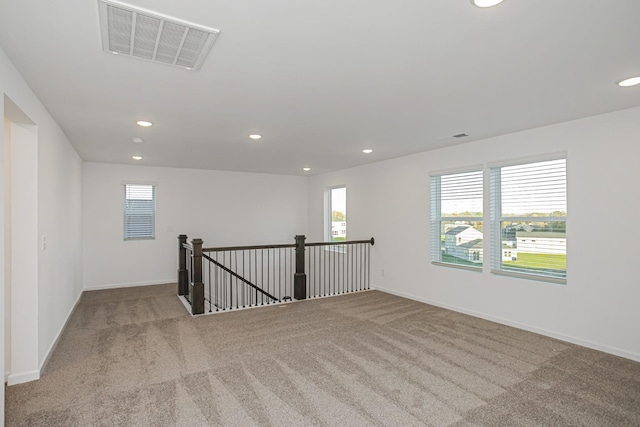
[432,170,483,268]
[124,184,155,239]
[500,159,566,217]
[439,170,483,217]
[493,158,567,281]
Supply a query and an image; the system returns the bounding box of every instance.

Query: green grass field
[503,252,566,269]
[439,252,565,278]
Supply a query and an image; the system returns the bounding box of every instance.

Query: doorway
[3,95,39,385]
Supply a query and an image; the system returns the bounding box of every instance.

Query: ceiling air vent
[97,0,220,71]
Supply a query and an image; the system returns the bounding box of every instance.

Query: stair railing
[178,234,374,315]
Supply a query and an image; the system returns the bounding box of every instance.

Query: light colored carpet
[5,284,640,426]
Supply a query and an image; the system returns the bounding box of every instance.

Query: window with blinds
[490,157,567,283]
[431,169,483,269]
[124,184,155,240]
[329,186,347,242]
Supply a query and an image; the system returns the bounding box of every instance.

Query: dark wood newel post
[294,235,307,300]
[191,238,205,315]
[177,235,188,296]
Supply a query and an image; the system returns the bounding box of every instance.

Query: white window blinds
[490,158,567,282]
[124,184,155,240]
[431,170,483,268]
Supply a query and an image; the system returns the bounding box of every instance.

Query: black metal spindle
[214,253,219,311]
[224,251,228,310]
[261,249,265,305]
[360,244,364,291]
[233,251,238,309]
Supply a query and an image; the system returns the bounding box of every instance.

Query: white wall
[7,120,39,385]
[82,163,308,289]
[1,44,83,399]
[0,90,5,422]
[308,106,640,362]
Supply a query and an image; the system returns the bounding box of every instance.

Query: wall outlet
[41,236,47,251]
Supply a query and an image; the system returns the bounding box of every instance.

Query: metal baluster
[366,242,370,290]
[224,251,228,310]
[279,248,282,301]
[360,244,364,291]
[261,249,265,306]
[241,250,245,307]
[234,251,238,309]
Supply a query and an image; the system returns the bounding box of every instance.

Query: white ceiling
[1,0,639,175]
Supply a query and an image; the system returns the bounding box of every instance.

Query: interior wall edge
[38,289,84,376]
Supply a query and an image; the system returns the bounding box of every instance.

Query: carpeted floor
[5,284,640,426]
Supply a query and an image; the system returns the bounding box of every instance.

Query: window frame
[489,154,567,284]
[430,166,484,272]
[326,185,347,243]
[123,183,156,241]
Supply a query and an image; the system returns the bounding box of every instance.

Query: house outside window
[328,186,347,241]
[490,156,567,283]
[431,169,483,269]
[124,184,155,240]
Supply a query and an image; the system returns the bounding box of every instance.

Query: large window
[431,169,483,269]
[490,157,567,283]
[329,186,347,241]
[124,184,155,240]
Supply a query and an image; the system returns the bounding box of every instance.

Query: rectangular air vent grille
[98,0,220,71]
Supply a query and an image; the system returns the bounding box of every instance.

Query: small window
[124,184,155,240]
[431,169,483,269]
[490,157,566,283]
[328,186,347,241]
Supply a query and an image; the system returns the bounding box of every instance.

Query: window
[124,184,155,240]
[490,157,566,283]
[431,169,483,269]
[329,186,347,241]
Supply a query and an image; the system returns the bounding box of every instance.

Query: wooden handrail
[203,243,296,252]
[203,237,374,252]
[306,238,374,247]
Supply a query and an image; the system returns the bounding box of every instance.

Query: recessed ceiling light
[136,120,153,127]
[248,134,262,140]
[362,148,373,154]
[132,155,143,160]
[618,76,640,87]
[132,137,144,143]
[302,167,311,172]
[471,0,504,7]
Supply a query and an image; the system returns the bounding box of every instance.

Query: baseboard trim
[7,370,40,386]
[39,289,84,376]
[84,279,175,291]
[372,286,640,363]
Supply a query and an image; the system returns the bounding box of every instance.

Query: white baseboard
[7,369,40,386]
[372,285,640,363]
[84,279,175,291]
[39,289,84,376]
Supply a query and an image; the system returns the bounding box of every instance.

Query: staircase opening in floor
[177,234,375,315]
